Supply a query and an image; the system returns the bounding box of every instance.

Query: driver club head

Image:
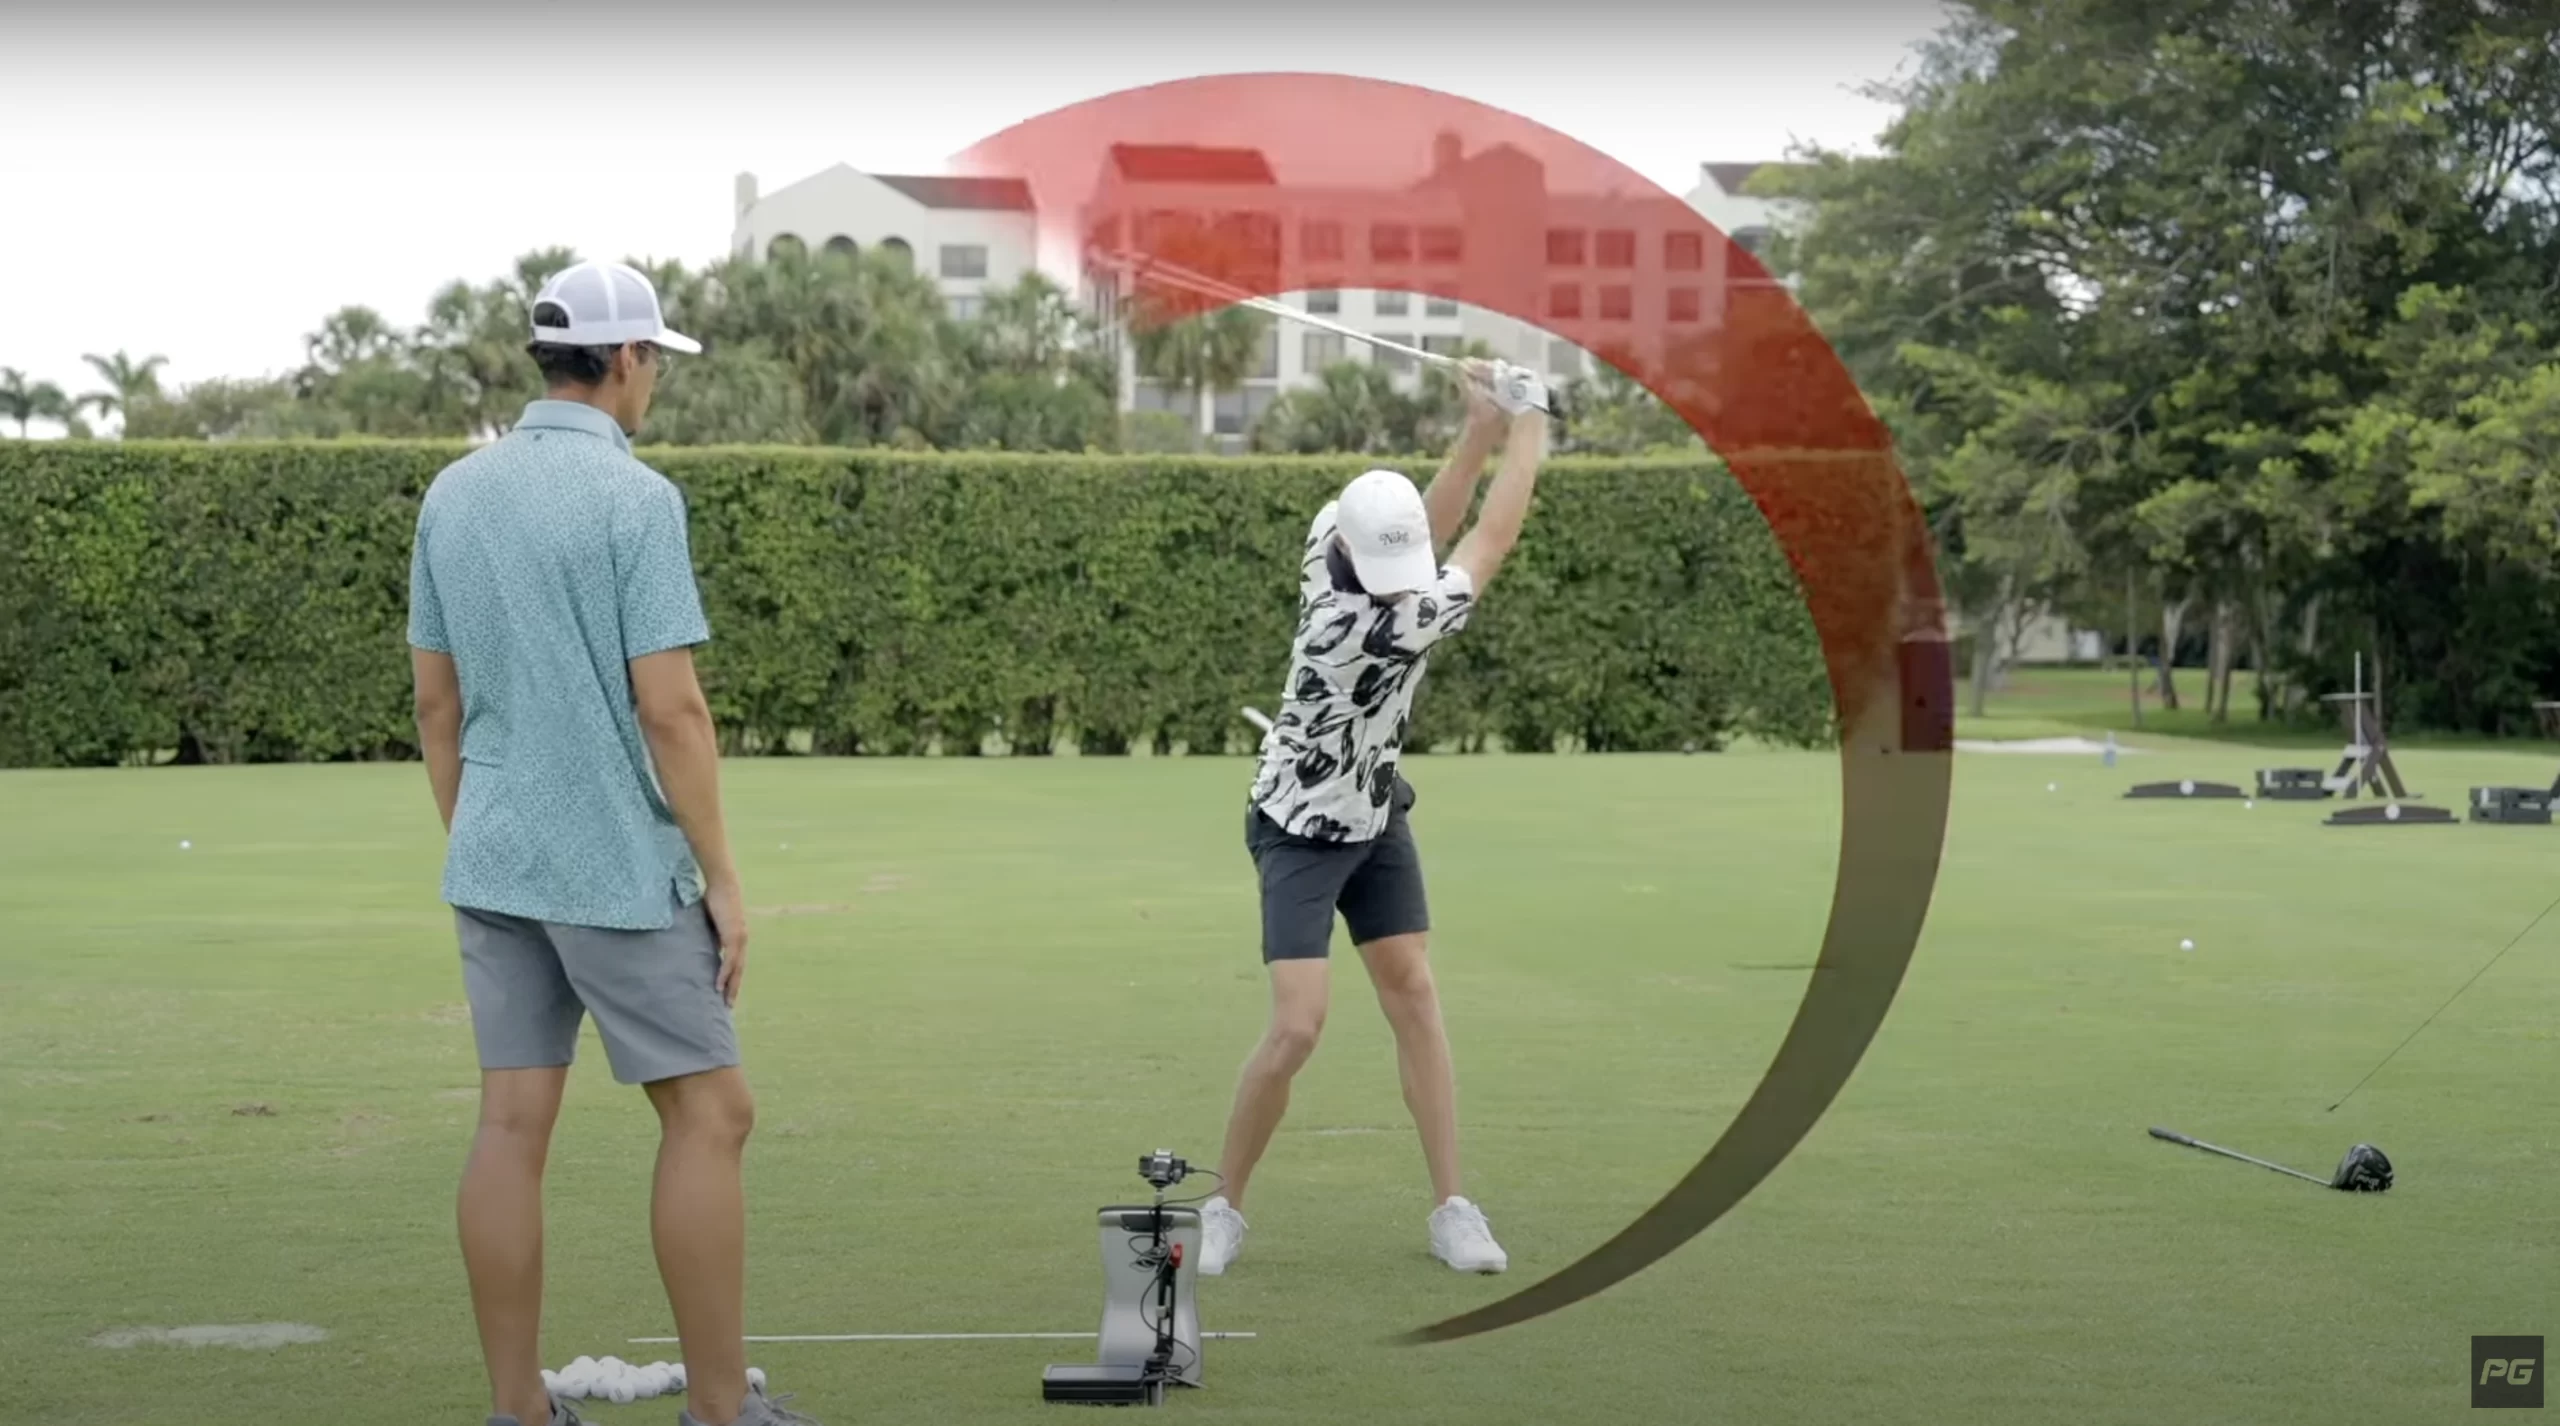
[2330,1142,2394,1192]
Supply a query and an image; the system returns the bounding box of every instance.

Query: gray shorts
[1244,785,1430,963]
[453,892,739,1086]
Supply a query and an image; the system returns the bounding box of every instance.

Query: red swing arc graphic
[957,72,1954,1345]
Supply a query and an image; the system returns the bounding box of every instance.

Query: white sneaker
[1429,1197,1507,1273]
[1197,1196,1246,1276]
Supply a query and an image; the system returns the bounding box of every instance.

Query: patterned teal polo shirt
[407,400,711,930]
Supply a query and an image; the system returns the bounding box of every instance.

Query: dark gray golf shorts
[453,890,739,1086]
[1244,785,1430,963]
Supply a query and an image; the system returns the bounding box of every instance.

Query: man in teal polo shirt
[408,260,818,1426]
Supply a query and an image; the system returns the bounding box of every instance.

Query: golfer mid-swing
[1198,359,1548,1277]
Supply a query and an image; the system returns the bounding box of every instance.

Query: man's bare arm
[1421,360,1506,551]
[411,648,463,831]
[1448,408,1550,595]
[630,647,738,890]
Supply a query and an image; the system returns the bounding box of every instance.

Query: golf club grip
[2147,1126,2194,1145]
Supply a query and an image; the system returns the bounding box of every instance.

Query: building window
[1213,388,1251,436]
[1217,209,1282,265]
[1253,325,1280,381]
[1547,339,1585,378]
[1547,228,1585,266]
[880,237,913,266]
[1300,220,1345,262]
[1373,333,1417,375]
[1305,288,1341,315]
[1667,287,1702,323]
[1243,383,1282,431]
[1419,225,1463,264]
[1421,334,1463,359]
[1595,230,1636,269]
[1548,283,1582,320]
[1133,380,1189,415]
[1370,223,1412,263]
[947,294,983,321]
[767,233,805,260]
[940,244,989,279]
[1374,290,1409,317]
[823,235,857,259]
[1599,285,1633,321]
[1664,231,1704,271]
[1424,291,1458,318]
[1304,332,1349,371]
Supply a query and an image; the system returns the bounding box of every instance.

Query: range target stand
[2467,699,2560,826]
[2312,654,2453,826]
[2123,776,2245,801]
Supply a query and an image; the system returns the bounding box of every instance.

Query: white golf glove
[1485,360,1549,416]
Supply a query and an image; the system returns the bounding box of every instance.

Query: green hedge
[0,441,1828,767]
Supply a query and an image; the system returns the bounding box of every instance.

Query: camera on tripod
[1041,1150,1208,1407]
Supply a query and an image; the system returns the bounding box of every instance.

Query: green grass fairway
[1955,663,2524,749]
[6,746,2558,1424]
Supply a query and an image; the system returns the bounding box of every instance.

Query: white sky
[0,2,1948,433]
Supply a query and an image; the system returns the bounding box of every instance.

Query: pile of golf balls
[542,1356,764,1404]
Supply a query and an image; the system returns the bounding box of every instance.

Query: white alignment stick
[625,1332,1259,1344]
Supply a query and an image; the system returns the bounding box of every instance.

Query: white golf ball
[748,1367,767,1390]
[179,840,191,850]
[2179,938,2195,951]
[610,1382,637,1405]
[2047,782,2057,792]
[2244,800,2255,809]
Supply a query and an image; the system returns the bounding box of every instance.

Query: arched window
[767,233,806,260]
[879,236,913,266]
[823,236,857,259]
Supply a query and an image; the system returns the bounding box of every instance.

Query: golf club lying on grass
[2147,1127,2393,1192]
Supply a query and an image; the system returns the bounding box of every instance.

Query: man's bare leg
[644,1066,757,1426]
[1215,959,1331,1211]
[1358,933,1462,1204]
[459,1066,570,1426]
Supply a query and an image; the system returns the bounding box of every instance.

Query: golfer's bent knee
[1265,1016,1324,1068]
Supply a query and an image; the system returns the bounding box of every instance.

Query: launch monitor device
[1041,1151,1207,1406]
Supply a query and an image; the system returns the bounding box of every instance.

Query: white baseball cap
[528,260,702,354]
[1334,469,1437,594]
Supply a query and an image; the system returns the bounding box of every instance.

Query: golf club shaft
[1097,250,1459,370]
[2148,1127,2328,1184]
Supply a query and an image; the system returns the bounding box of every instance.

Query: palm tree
[1253,361,1420,454]
[76,350,169,430]
[0,367,72,437]
[1128,302,1270,447]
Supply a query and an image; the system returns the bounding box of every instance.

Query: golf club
[1091,248,1555,415]
[2147,1126,2393,1192]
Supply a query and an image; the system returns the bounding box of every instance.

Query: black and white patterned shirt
[1248,502,1477,842]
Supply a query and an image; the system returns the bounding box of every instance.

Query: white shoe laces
[1438,1200,1496,1250]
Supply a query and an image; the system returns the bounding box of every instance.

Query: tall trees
[1767,0,2560,729]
